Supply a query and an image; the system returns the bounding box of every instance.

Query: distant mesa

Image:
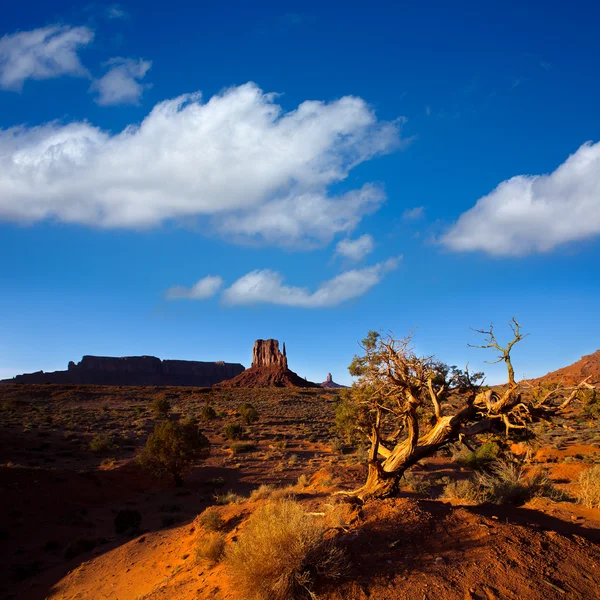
[529,349,600,387]
[218,339,319,388]
[1,355,245,387]
[320,373,347,389]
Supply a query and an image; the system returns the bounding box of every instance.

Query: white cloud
[0,25,93,91]
[219,185,385,247]
[402,206,424,221]
[107,4,129,19]
[335,234,374,261]
[222,257,400,308]
[91,58,151,106]
[0,83,401,247]
[165,275,224,300]
[441,141,600,255]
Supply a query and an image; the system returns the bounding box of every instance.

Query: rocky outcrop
[528,349,600,386]
[252,339,288,369]
[2,356,245,387]
[320,373,347,389]
[219,339,318,388]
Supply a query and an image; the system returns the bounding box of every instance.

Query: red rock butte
[219,339,319,388]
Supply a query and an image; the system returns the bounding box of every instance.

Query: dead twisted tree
[341,319,593,501]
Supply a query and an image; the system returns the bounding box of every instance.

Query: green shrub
[576,465,600,508]
[199,405,217,422]
[152,397,171,419]
[223,423,245,441]
[225,500,347,600]
[453,441,500,470]
[334,394,361,446]
[238,403,259,425]
[137,420,210,486]
[114,509,141,534]
[89,434,113,453]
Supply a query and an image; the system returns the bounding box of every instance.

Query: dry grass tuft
[198,507,224,531]
[196,531,226,565]
[576,465,600,508]
[443,459,566,505]
[225,499,347,600]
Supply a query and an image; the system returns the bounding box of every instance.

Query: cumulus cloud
[0,25,93,91]
[0,83,401,247]
[441,141,600,255]
[90,57,151,106]
[335,234,374,261]
[222,257,400,308]
[165,275,224,300]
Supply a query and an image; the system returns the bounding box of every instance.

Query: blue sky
[1,0,599,385]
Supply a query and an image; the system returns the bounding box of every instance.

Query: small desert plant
[89,433,113,452]
[576,465,600,508]
[238,403,259,425]
[137,420,210,486]
[215,490,244,505]
[114,509,142,534]
[249,484,275,502]
[199,405,217,422]
[442,479,486,503]
[296,474,309,488]
[152,397,171,419]
[225,499,347,600]
[196,532,226,565]
[475,459,562,505]
[402,471,431,495]
[453,440,500,470]
[198,507,224,531]
[223,423,245,441]
[582,388,600,419]
[230,441,257,456]
[334,393,361,446]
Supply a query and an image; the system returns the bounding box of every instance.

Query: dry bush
[198,507,224,531]
[225,499,347,600]
[249,484,274,502]
[196,531,226,565]
[475,460,564,505]
[444,459,565,505]
[576,465,600,508]
[442,479,486,504]
[215,490,245,505]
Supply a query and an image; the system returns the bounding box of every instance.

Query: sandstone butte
[218,338,319,388]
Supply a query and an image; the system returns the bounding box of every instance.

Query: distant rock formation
[219,339,319,388]
[528,349,600,386]
[320,373,347,389]
[1,355,245,387]
[252,339,288,369]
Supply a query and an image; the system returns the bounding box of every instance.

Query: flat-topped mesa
[252,339,288,369]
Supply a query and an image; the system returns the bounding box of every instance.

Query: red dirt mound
[531,349,600,386]
[217,365,319,388]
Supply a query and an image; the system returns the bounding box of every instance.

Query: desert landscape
[2,335,600,600]
[2,3,600,599]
